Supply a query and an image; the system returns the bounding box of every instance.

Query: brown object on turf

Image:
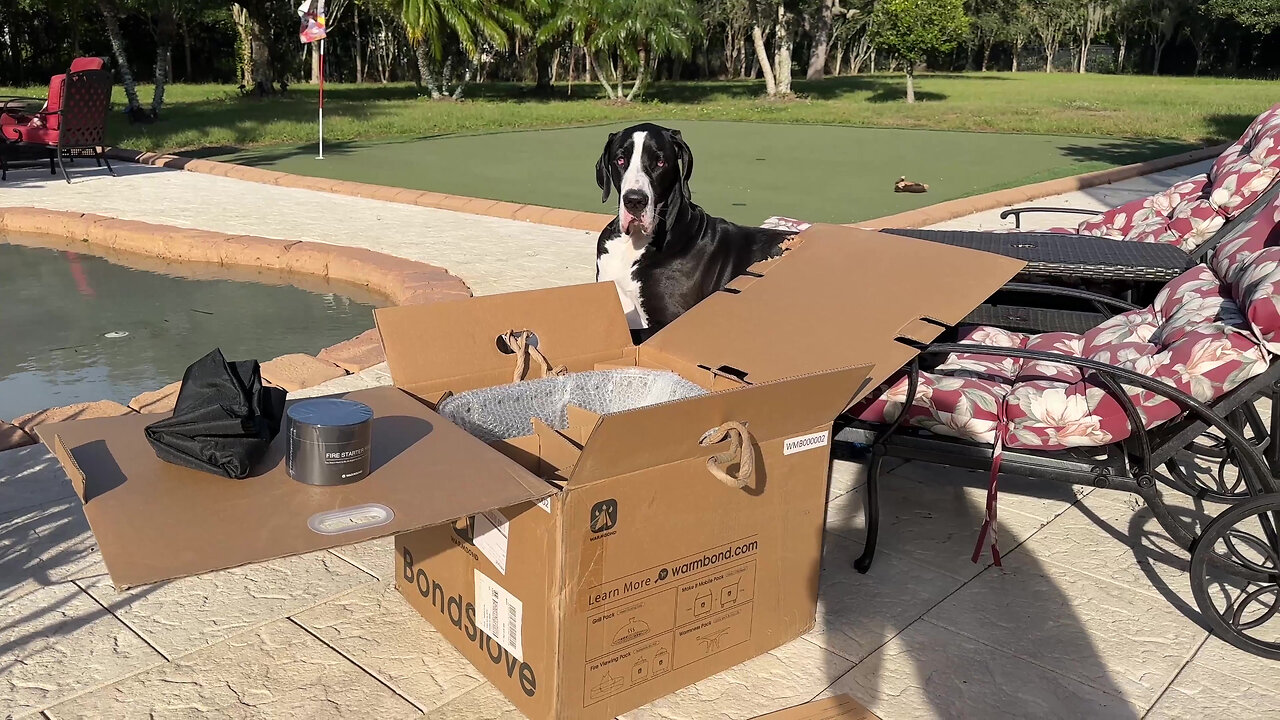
[894,176,929,193]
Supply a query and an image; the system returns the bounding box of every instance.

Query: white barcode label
[474,570,523,660]
[536,497,552,513]
[783,430,830,455]
[473,509,510,574]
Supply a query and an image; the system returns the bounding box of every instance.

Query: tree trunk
[806,0,834,81]
[98,0,141,111]
[535,42,554,92]
[415,44,441,98]
[981,41,992,71]
[585,51,617,99]
[353,2,363,82]
[1153,40,1166,75]
[1043,44,1053,72]
[905,69,914,103]
[181,15,193,81]
[551,48,561,84]
[833,39,843,76]
[311,43,321,82]
[152,43,169,116]
[233,3,273,94]
[626,47,647,101]
[452,62,472,98]
[1078,38,1089,73]
[1116,35,1127,72]
[751,24,776,95]
[1011,40,1021,71]
[567,47,575,95]
[774,4,793,94]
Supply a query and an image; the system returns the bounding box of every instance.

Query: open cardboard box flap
[377,282,634,397]
[646,224,1026,388]
[37,386,555,590]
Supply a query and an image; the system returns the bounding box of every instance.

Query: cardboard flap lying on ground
[644,224,1026,389]
[376,283,633,396]
[38,386,555,589]
[567,365,871,486]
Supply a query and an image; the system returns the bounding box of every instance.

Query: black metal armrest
[998,282,1142,316]
[1000,206,1103,229]
[0,95,43,111]
[892,341,1272,496]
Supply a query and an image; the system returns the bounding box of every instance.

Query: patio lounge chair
[896,102,1280,259]
[0,58,114,183]
[837,193,1280,659]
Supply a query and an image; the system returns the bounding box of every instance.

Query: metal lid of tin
[287,399,374,428]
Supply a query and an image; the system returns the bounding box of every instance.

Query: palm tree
[398,0,529,98]
[540,0,697,101]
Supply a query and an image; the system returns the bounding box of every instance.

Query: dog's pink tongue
[622,215,636,233]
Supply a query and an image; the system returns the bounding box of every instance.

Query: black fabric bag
[144,349,287,479]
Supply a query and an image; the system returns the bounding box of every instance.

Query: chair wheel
[1190,494,1280,659]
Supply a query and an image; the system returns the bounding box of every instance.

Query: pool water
[0,238,382,419]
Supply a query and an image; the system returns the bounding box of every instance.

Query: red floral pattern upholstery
[1002,105,1280,252]
[853,194,1280,451]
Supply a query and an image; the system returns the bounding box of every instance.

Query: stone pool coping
[106,142,1226,232]
[857,143,1227,229]
[0,207,472,451]
[105,147,617,232]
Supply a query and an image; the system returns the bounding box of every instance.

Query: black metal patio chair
[835,212,1280,659]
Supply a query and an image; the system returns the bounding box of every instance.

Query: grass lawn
[212,120,1195,224]
[8,71,1269,154]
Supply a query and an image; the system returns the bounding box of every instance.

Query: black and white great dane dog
[594,123,796,338]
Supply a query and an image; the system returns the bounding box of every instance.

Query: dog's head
[595,123,694,237]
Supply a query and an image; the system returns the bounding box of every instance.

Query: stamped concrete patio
[3,156,1276,720]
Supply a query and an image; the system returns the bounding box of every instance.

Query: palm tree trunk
[152,43,169,116]
[585,50,616,99]
[452,62,472,99]
[98,0,141,111]
[415,45,441,98]
[625,47,647,101]
[751,24,776,95]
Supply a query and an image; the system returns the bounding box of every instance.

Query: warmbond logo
[402,547,537,697]
[590,499,618,534]
[670,540,759,577]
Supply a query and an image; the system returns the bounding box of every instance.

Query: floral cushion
[989,105,1280,252]
[854,194,1280,451]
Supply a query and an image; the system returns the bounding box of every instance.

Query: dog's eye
[616,156,625,166]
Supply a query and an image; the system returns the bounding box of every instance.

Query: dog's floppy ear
[670,129,694,200]
[596,131,618,203]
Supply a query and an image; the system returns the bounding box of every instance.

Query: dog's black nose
[622,190,649,214]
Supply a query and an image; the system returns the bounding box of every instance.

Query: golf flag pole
[317,38,324,159]
[298,0,328,159]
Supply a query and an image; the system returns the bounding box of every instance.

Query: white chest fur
[597,233,650,329]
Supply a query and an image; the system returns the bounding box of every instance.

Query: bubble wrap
[437,368,707,442]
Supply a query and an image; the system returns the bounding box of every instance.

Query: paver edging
[0,207,471,438]
[104,147,615,232]
[856,143,1228,229]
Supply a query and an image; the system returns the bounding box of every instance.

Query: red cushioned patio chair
[835,193,1280,659]
[0,57,115,183]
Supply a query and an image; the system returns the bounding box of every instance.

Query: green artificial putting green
[210,121,1195,225]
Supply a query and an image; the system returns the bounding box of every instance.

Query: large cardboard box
[373,226,1022,719]
[36,225,1021,719]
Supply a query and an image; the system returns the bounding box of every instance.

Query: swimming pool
[0,235,382,418]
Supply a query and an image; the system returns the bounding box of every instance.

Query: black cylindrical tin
[286,399,374,486]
